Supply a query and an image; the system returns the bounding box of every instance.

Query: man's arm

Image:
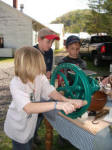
[45,48,53,72]
[45,48,53,79]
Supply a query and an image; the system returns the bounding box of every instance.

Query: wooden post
[44,118,53,150]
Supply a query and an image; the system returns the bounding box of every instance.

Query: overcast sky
[1,0,89,24]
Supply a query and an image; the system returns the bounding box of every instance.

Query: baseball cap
[65,35,80,47]
[38,28,60,40]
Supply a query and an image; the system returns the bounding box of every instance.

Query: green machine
[50,63,100,119]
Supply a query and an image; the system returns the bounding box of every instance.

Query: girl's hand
[56,102,76,114]
[66,99,87,109]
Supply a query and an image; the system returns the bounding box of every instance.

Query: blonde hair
[14,46,46,83]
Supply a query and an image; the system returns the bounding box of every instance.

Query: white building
[0,0,55,57]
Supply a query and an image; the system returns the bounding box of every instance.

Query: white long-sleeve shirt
[4,74,55,143]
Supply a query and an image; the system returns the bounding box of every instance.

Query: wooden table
[44,110,112,150]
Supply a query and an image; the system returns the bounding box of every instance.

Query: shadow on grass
[0,58,14,63]
[0,131,12,150]
[85,58,110,76]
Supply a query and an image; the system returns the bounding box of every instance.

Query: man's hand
[46,71,51,79]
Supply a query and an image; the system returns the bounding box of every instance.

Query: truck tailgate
[104,42,112,55]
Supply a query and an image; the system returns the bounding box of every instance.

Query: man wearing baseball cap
[34,28,60,79]
[59,35,86,69]
[57,35,87,146]
[38,27,60,41]
[33,28,59,147]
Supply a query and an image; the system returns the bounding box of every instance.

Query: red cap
[45,34,60,40]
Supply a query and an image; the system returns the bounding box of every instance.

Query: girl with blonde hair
[4,46,85,150]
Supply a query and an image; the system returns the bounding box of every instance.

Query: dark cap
[65,35,80,47]
[38,28,60,40]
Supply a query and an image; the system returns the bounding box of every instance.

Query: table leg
[44,118,53,150]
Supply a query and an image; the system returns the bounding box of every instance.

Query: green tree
[102,0,112,14]
[51,9,91,33]
[87,0,105,34]
[87,0,112,35]
[51,1,112,35]
[101,0,112,34]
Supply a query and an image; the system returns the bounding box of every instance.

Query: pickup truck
[80,35,112,66]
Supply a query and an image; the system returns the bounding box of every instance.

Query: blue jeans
[12,138,32,150]
[33,113,44,141]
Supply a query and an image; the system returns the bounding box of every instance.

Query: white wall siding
[0,2,32,49]
[0,48,15,57]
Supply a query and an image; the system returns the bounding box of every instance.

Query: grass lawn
[86,58,110,76]
[54,49,64,54]
[0,55,110,150]
[0,57,14,63]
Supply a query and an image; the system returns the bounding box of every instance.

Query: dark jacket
[59,56,87,69]
[34,44,53,72]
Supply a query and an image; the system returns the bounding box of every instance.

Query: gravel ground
[0,62,14,130]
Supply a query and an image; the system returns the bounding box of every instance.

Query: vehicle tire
[93,56,100,67]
